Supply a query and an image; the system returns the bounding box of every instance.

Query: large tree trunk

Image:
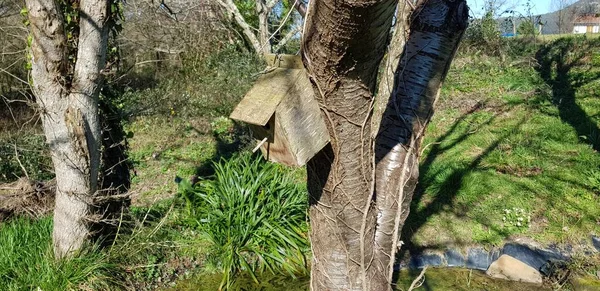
[302,0,397,289]
[26,0,109,258]
[304,0,468,289]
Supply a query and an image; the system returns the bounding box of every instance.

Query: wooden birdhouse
[230,54,329,167]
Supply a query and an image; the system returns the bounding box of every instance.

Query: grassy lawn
[403,37,600,250]
[122,49,264,205]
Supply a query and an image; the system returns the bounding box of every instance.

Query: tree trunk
[217,0,263,54]
[303,0,468,289]
[26,0,109,258]
[373,0,468,284]
[256,0,271,54]
[372,3,412,138]
[302,0,398,289]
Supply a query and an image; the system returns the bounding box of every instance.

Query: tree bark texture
[303,0,468,289]
[26,0,109,258]
[256,0,271,54]
[371,2,411,138]
[302,0,397,289]
[373,0,468,284]
[217,0,263,54]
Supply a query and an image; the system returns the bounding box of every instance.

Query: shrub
[179,153,309,289]
[0,133,53,183]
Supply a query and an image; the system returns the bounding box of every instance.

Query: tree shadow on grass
[535,37,600,152]
[190,122,253,179]
[397,103,528,261]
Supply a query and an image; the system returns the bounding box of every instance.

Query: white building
[573,16,600,34]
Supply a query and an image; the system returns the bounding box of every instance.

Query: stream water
[166,267,597,290]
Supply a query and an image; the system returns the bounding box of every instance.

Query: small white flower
[517,222,522,227]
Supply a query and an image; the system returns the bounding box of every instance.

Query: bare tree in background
[0,0,28,94]
[577,1,600,15]
[121,0,227,62]
[552,0,576,33]
[217,0,304,54]
[25,0,110,258]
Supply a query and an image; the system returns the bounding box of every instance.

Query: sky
[466,0,555,17]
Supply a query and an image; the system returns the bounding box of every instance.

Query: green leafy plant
[179,153,309,290]
[502,208,531,230]
[211,116,236,143]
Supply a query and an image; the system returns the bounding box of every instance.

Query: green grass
[395,268,551,291]
[0,217,116,290]
[402,37,600,249]
[2,34,600,290]
[123,48,263,205]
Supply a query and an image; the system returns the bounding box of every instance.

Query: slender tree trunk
[373,0,468,284]
[372,3,412,137]
[217,0,263,54]
[304,0,468,289]
[26,0,109,258]
[256,0,271,54]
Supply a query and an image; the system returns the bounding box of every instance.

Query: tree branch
[266,0,279,10]
[273,27,300,52]
[294,1,306,17]
[217,0,262,54]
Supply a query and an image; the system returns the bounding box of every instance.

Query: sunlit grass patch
[0,217,117,290]
[405,49,600,249]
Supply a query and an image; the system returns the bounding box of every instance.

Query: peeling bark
[26,0,109,258]
[374,0,469,284]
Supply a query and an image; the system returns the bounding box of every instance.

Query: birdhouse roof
[230,55,307,126]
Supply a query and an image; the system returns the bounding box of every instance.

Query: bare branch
[216,0,262,54]
[407,266,428,291]
[273,27,300,53]
[13,144,30,179]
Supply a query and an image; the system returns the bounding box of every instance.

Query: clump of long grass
[0,217,117,290]
[179,153,309,289]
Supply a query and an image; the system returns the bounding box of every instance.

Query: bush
[179,153,309,289]
[115,48,263,119]
[462,12,505,56]
[0,133,53,183]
